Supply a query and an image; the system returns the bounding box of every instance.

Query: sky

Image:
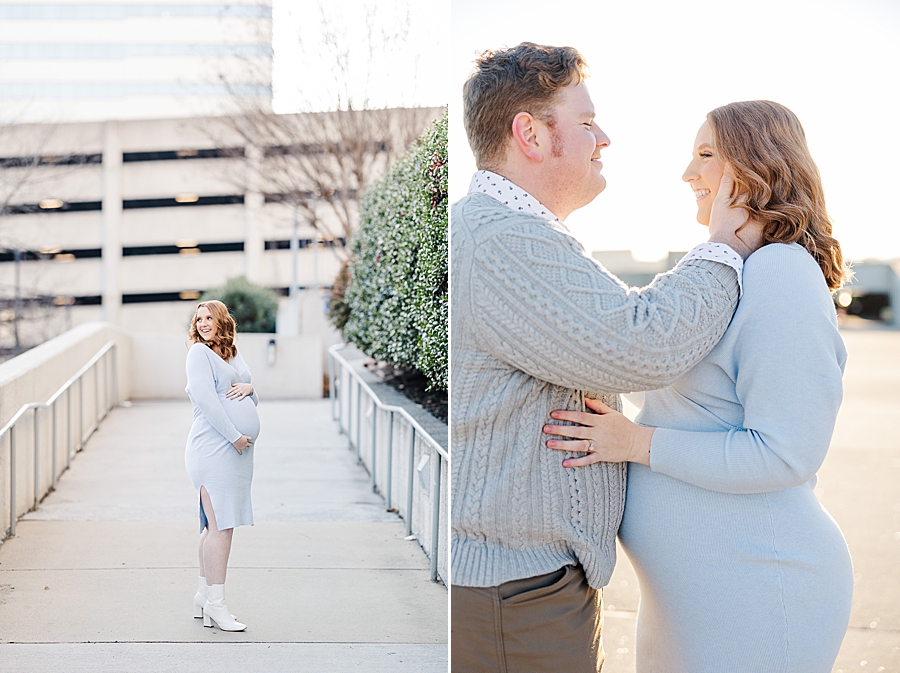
[272,0,449,113]
[451,0,900,263]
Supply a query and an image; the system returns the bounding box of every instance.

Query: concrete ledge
[0,322,130,537]
[0,322,131,429]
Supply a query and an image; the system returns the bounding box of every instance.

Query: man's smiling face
[540,82,611,217]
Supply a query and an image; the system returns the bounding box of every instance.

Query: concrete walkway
[603,329,900,673]
[0,399,447,672]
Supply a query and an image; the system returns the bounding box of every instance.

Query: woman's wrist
[629,426,654,466]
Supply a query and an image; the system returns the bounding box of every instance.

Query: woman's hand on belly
[544,397,654,467]
[226,382,253,400]
[232,435,254,454]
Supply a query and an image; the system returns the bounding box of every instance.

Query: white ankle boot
[194,577,236,620]
[203,583,247,631]
[193,576,207,618]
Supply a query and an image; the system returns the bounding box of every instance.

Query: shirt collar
[467,170,570,234]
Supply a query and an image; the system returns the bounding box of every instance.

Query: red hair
[707,101,849,291]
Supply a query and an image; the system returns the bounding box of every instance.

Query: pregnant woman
[544,101,853,671]
[185,299,259,632]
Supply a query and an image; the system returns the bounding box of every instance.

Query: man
[451,42,751,672]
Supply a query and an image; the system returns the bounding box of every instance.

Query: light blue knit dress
[184,343,260,532]
[619,243,853,672]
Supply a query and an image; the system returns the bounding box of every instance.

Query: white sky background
[451,0,900,262]
[272,0,449,113]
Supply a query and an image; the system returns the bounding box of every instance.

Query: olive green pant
[451,564,604,673]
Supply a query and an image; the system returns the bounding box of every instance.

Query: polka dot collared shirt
[677,243,744,295]
[467,170,570,234]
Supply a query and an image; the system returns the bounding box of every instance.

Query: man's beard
[549,122,564,158]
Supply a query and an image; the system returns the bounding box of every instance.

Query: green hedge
[200,276,279,333]
[337,111,448,391]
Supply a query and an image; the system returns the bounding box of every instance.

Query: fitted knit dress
[618,243,853,672]
[184,343,260,532]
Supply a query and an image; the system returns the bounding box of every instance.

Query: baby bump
[620,465,852,593]
[220,395,260,439]
[620,466,784,588]
[619,466,721,583]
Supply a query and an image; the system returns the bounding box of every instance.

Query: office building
[0,106,442,357]
[0,1,272,123]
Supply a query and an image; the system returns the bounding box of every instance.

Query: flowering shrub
[337,111,448,391]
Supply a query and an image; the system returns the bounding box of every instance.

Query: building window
[0,153,102,168]
[122,148,244,162]
[1,200,102,215]
[122,195,244,209]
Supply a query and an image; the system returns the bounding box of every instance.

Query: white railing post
[370,405,378,491]
[430,452,443,582]
[33,406,39,509]
[94,362,100,425]
[385,411,394,510]
[9,425,16,537]
[66,387,72,469]
[78,377,84,451]
[111,344,119,408]
[355,379,362,463]
[406,426,416,538]
[51,400,58,490]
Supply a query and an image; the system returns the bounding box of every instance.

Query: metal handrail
[328,343,448,583]
[2,341,117,539]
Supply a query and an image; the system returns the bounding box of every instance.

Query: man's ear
[511,112,544,162]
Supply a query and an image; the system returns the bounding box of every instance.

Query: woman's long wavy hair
[708,101,849,291]
[188,300,238,361]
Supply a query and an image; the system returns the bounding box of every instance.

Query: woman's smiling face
[195,306,217,341]
[682,121,724,226]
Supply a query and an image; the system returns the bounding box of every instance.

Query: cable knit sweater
[451,192,742,589]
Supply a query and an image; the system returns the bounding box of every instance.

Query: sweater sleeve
[648,245,846,494]
[471,221,740,393]
[186,345,243,443]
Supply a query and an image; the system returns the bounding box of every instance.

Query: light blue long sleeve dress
[184,342,260,532]
[618,243,853,672]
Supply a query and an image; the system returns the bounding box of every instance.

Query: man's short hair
[463,42,589,170]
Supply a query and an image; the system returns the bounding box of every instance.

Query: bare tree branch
[0,116,97,357]
[205,1,443,255]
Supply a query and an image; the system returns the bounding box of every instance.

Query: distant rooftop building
[0,1,272,123]
[592,250,687,288]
